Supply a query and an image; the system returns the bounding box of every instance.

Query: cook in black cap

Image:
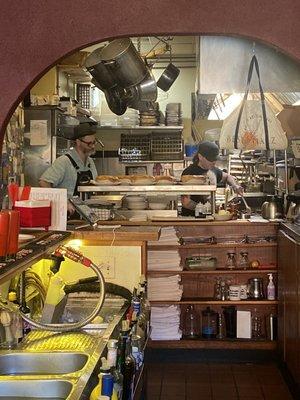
[39,117,98,215]
[181,141,243,216]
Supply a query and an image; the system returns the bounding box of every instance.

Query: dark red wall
[1,0,300,143]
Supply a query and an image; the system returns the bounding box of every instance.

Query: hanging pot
[104,87,127,116]
[85,47,117,90]
[157,63,180,91]
[100,38,149,88]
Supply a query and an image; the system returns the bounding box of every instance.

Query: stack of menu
[150,305,182,340]
[148,227,179,246]
[148,274,183,301]
[148,250,182,271]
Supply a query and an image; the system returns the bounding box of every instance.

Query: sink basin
[0,352,88,375]
[0,379,73,399]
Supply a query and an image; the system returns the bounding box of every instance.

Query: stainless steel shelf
[78,184,217,194]
[97,125,183,130]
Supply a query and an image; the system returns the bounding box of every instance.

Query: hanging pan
[157,63,180,91]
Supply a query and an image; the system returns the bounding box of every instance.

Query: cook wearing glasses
[39,117,98,215]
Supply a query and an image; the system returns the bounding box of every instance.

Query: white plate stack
[124,195,147,210]
[150,305,182,340]
[165,103,182,126]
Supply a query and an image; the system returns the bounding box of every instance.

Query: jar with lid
[225,251,237,270]
[183,305,200,339]
[201,307,217,339]
[239,251,249,270]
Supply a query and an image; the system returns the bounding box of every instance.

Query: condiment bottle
[225,251,237,270]
[239,251,249,270]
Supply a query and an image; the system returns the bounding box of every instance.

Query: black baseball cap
[197,141,219,162]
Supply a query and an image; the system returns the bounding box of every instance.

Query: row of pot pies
[95,175,210,185]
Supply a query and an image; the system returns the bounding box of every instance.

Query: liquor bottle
[118,320,130,377]
[108,339,123,400]
[131,288,141,317]
[8,291,23,343]
[19,271,31,335]
[122,337,136,400]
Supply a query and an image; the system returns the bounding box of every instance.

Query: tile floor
[146,362,295,400]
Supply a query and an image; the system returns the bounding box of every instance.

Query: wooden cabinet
[278,229,300,386]
[147,221,279,350]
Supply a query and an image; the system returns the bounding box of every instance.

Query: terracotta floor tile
[212,384,237,397]
[234,374,260,387]
[237,385,264,397]
[186,383,212,396]
[262,384,294,400]
[257,372,285,384]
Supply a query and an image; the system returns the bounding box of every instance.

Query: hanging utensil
[157,46,180,91]
[239,194,252,214]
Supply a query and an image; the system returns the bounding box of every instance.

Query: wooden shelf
[147,269,277,275]
[148,242,278,250]
[148,339,277,350]
[150,300,279,305]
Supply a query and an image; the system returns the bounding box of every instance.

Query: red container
[14,200,51,228]
[5,210,20,258]
[0,211,10,260]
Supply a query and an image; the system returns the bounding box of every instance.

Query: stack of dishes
[165,103,182,126]
[130,175,155,185]
[148,198,170,210]
[181,175,209,185]
[139,110,158,126]
[125,195,147,210]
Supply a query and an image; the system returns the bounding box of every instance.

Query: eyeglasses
[79,139,97,147]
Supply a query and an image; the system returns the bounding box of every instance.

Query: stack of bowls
[125,195,147,210]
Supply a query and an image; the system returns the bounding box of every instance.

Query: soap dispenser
[267,273,275,300]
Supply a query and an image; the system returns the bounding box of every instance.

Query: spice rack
[147,221,279,350]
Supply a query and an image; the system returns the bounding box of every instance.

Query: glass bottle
[184,305,200,339]
[239,251,249,270]
[201,307,217,339]
[252,308,262,339]
[214,277,222,300]
[225,251,237,270]
[122,338,136,400]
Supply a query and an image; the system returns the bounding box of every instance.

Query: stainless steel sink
[0,379,73,399]
[0,352,88,375]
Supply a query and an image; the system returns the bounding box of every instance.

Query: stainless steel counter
[0,298,127,400]
[280,221,300,242]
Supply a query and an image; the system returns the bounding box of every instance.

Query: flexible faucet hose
[19,260,106,332]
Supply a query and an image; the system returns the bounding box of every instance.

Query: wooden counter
[76,219,279,227]
[72,226,161,242]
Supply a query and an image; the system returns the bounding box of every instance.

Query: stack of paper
[150,305,182,340]
[148,227,179,245]
[148,275,183,301]
[148,250,182,271]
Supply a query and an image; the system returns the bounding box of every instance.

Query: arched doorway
[1,0,300,145]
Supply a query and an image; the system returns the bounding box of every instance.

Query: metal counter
[0,298,127,400]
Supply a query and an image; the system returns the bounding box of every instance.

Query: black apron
[65,154,93,196]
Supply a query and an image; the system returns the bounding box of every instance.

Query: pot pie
[117,176,132,185]
[95,175,120,184]
[154,175,176,185]
[130,175,155,185]
[181,175,208,184]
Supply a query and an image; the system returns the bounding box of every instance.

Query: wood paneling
[278,230,299,385]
